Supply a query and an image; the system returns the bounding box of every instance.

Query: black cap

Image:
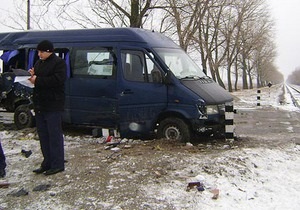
[36,40,54,52]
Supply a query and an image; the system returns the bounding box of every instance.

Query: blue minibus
[0,28,233,142]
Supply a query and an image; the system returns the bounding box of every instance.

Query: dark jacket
[33,53,66,112]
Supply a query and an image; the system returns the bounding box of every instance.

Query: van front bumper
[192,105,226,134]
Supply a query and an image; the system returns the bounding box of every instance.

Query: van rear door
[117,49,167,137]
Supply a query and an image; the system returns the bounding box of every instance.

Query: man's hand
[28,68,36,84]
[28,75,37,84]
[28,68,35,76]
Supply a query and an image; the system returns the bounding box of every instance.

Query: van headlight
[206,105,219,115]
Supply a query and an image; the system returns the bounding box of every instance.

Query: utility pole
[27,0,30,30]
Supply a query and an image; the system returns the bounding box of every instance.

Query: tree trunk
[130,0,140,27]
[216,68,225,89]
[248,71,253,89]
[234,57,239,91]
[256,73,261,88]
[227,65,233,92]
[242,56,248,89]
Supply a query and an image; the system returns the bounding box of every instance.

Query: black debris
[21,149,32,158]
[8,188,29,197]
[33,184,51,192]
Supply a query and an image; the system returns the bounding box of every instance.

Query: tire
[157,117,191,142]
[14,104,35,129]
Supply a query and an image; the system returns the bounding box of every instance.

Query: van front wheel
[157,118,191,142]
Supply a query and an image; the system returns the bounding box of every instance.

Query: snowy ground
[0,83,299,210]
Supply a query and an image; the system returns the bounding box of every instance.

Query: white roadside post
[225,103,235,142]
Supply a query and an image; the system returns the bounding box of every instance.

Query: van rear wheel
[14,104,35,129]
[157,117,191,142]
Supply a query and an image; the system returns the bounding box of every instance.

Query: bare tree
[3,0,82,30]
[191,0,276,90]
[222,0,245,92]
[237,0,276,89]
[2,0,280,91]
[59,0,166,28]
[192,0,231,88]
[287,67,300,85]
[161,0,207,51]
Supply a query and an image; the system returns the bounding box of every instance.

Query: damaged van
[0,28,233,142]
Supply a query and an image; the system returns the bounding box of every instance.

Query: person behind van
[0,140,6,178]
[28,40,66,176]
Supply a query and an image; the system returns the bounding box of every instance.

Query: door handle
[121,89,134,96]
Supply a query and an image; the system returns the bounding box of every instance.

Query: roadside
[0,83,300,210]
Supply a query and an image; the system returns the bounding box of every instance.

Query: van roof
[0,28,180,50]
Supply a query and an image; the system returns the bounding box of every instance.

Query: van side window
[30,48,70,77]
[0,49,26,72]
[72,49,116,78]
[73,50,88,75]
[122,50,162,83]
[122,51,145,82]
[145,53,162,83]
[55,49,71,78]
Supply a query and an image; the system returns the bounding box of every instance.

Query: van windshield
[154,48,206,79]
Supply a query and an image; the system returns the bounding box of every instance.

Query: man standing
[29,40,66,176]
[0,141,6,178]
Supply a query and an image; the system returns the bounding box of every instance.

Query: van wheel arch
[157,117,191,142]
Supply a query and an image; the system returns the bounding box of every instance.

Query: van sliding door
[65,48,118,127]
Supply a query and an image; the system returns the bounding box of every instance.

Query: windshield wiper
[181,75,200,79]
[200,76,210,79]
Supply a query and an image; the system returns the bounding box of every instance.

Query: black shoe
[0,168,5,178]
[44,168,64,176]
[33,167,48,174]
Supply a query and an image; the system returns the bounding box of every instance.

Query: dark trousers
[35,111,64,170]
[0,141,6,170]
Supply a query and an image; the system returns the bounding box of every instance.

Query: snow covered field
[0,83,299,210]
